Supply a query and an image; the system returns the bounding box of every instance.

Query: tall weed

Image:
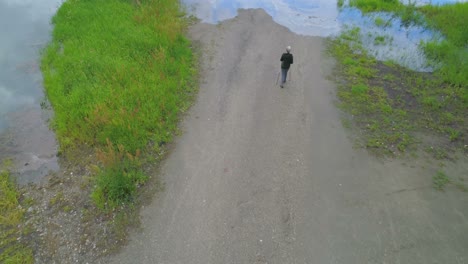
[92,140,146,210]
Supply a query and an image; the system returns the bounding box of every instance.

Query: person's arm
[290,54,294,64]
[280,54,285,62]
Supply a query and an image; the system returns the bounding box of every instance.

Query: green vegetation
[329,2,467,157]
[425,146,448,160]
[350,0,401,13]
[329,27,413,155]
[91,140,147,210]
[374,17,386,27]
[328,26,465,156]
[350,0,468,90]
[41,0,197,209]
[350,0,424,26]
[337,0,345,8]
[0,160,34,264]
[433,170,450,190]
[420,3,468,90]
[432,170,467,192]
[421,3,468,48]
[373,35,391,45]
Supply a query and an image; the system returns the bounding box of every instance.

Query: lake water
[0,0,61,185]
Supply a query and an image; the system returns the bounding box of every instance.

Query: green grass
[421,3,468,48]
[425,146,448,160]
[328,25,465,156]
[350,0,401,13]
[432,170,467,191]
[350,1,468,92]
[0,160,34,264]
[374,17,386,27]
[433,170,450,190]
[337,0,345,8]
[330,2,467,157]
[41,0,197,209]
[91,140,147,210]
[329,27,414,155]
[350,0,424,26]
[420,3,468,90]
[374,35,387,45]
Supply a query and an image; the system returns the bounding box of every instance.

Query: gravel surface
[98,9,468,264]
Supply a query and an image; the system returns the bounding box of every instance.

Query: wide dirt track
[106,9,468,264]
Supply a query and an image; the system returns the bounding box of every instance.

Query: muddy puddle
[0,0,61,185]
[183,0,465,71]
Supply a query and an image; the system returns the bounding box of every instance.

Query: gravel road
[106,9,468,264]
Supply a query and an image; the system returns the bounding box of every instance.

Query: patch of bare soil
[373,61,467,157]
[20,149,134,264]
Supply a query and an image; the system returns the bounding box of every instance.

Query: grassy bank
[329,28,414,155]
[349,0,402,13]
[328,1,467,157]
[349,0,468,89]
[0,161,33,264]
[348,0,424,26]
[420,3,468,90]
[41,0,197,208]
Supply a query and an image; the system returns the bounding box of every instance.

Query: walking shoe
[280,84,284,88]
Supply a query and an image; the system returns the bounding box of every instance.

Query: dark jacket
[280,52,293,69]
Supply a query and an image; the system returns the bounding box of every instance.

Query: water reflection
[0,0,60,184]
[183,0,465,34]
[183,0,341,36]
[338,8,439,71]
[183,0,466,71]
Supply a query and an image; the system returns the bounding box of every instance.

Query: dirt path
[105,9,468,264]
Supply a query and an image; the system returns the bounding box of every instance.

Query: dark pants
[281,68,289,84]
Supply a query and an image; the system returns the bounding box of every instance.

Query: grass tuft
[374,17,386,27]
[91,140,147,210]
[431,170,467,191]
[0,160,34,264]
[432,170,450,190]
